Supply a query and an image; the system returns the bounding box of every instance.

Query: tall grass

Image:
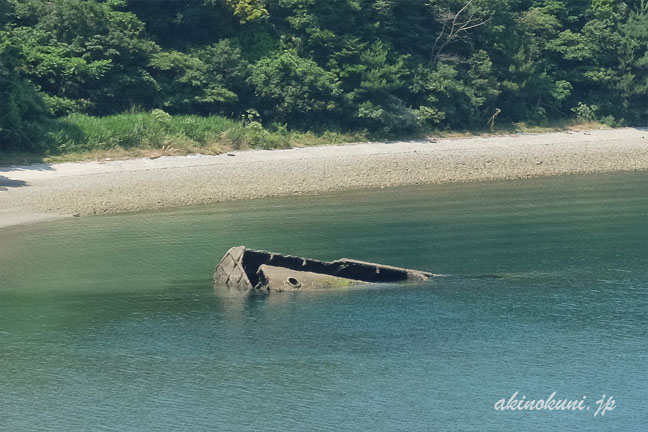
[0,110,605,166]
[0,110,366,164]
[51,111,272,153]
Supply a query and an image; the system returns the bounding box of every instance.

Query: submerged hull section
[214,246,434,292]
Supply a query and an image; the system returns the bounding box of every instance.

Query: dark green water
[1,172,647,431]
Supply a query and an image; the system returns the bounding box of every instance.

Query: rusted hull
[214,246,435,292]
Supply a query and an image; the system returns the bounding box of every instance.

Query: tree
[0,0,12,28]
[618,0,648,123]
[225,0,268,23]
[0,33,51,151]
[410,51,499,130]
[149,50,238,114]
[194,40,253,116]
[352,40,417,134]
[428,0,492,63]
[2,0,646,143]
[249,49,343,126]
[6,0,158,115]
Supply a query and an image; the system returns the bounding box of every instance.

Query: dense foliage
[1,0,647,153]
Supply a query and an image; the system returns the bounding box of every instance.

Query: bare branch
[457,16,491,32]
[454,0,474,22]
[430,18,448,61]
[431,0,490,64]
[459,18,491,32]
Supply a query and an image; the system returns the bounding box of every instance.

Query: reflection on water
[0,172,646,431]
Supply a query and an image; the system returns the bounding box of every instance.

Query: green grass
[0,111,610,166]
[0,111,366,165]
[422,119,610,139]
[54,111,282,152]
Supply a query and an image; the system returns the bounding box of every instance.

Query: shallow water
[1,171,647,431]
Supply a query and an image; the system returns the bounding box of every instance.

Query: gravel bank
[1,128,647,228]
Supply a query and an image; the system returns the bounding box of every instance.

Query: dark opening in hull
[214,246,435,292]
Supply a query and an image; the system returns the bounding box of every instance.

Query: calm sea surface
[1,172,646,431]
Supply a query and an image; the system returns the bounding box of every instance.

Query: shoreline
[1,128,647,229]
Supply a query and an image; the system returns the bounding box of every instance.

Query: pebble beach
[1,128,647,228]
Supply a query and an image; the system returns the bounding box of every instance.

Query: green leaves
[547,30,592,61]
[225,0,269,23]
[359,40,407,94]
[149,50,238,113]
[5,0,158,115]
[5,27,113,115]
[410,55,499,130]
[616,0,648,122]
[3,0,648,156]
[249,49,342,126]
[0,33,52,151]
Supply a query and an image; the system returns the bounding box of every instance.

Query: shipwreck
[214,246,435,292]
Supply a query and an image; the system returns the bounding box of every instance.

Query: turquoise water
[0,172,646,431]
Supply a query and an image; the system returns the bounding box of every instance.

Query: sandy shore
[1,128,647,228]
